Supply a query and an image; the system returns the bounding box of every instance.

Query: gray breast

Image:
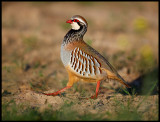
[60,44,71,66]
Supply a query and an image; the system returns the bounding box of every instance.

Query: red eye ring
[73,19,79,22]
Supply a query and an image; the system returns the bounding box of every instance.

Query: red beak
[66,20,72,24]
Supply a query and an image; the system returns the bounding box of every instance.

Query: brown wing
[68,46,104,80]
[79,41,130,87]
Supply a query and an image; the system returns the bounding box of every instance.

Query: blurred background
[2,1,158,94]
[2,2,158,121]
[2,2,158,92]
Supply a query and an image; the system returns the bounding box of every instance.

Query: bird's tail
[101,68,131,88]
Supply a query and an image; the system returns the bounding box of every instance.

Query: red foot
[43,91,61,96]
[43,86,71,96]
[86,80,100,100]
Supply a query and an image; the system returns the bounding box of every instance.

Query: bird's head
[66,15,88,30]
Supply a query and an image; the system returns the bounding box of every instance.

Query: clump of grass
[2,100,56,121]
[2,99,105,121]
[2,99,78,121]
[107,91,142,120]
[111,79,158,121]
[111,106,142,120]
[137,80,158,108]
[140,68,158,95]
[122,87,136,96]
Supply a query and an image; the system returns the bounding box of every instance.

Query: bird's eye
[73,19,79,22]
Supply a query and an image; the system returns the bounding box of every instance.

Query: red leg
[43,86,71,96]
[90,80,101,99]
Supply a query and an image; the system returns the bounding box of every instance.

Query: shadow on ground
[116,67,158,95]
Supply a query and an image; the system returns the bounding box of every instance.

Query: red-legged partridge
[44,15,131,99]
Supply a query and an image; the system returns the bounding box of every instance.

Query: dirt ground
[2,2,159,120]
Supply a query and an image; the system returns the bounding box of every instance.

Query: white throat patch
[71,22,80,30]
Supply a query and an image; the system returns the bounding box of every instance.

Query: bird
[44,15,131,99]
